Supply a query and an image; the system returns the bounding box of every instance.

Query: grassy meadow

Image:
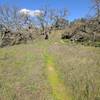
[0,33,100,100]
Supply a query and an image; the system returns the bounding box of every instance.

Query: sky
[0,0,93,21]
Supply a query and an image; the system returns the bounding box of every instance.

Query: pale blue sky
[0,0,92,20]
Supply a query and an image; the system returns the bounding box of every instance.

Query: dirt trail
[44,54,72,100]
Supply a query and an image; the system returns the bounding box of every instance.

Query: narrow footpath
[44,53,72,100]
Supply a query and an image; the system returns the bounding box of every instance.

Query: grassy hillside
[0,35,100,100]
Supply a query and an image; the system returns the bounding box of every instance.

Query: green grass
[0,35,100,100]
[44,53,72,100]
